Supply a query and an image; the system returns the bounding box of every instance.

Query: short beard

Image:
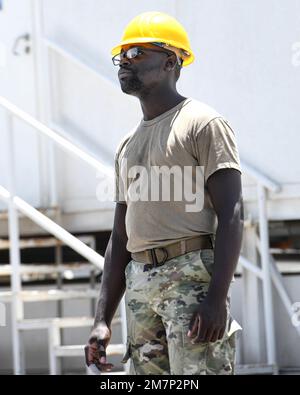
[120,75,152,98]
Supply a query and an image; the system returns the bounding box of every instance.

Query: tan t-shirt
[114,98,242,253]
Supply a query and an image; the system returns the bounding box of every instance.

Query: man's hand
[187,298,227,343]
[85,322,113,372]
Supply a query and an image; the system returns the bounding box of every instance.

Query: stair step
[17,316,121,330]
[270,247,300,254]
[18,317,93,330]
[0,289,99,303]
[0,237,62,250]
[55,344,125,357]
[236,363,277,375]
[0,206,60,221]
[0,235,95,250]
[0,263,99,277]
[236,260,300,275]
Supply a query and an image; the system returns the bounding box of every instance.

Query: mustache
[119,67,135,73]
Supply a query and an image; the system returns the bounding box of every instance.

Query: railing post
[257,183,277,372]
[241,225,263,363]
[31,0,58,208]
[48,324,61,375]
[5,112,24,374]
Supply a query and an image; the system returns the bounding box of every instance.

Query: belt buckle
[144,247,168,272]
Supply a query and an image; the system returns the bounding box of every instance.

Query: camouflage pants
[122,248,241,375]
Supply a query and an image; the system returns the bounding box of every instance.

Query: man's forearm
[93,234,132,328]
[206,209,244,305]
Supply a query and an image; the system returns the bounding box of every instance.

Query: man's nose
[119,55,131,67]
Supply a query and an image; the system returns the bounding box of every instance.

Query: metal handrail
[0,185,104,270]
[240,160,281,193]
[0,96,114,178]
[0,99,111,374]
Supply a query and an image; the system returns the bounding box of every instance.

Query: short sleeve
[194,117,242,183]
[113,150,127,204]
[113,131,135,204]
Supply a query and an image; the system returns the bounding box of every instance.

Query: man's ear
[165,55,177,71]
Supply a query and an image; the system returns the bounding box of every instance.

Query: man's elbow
[217,197,244,229]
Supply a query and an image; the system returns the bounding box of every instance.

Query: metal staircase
[0,96,126,375]
[0,231,126,375]
[237,196,300,374]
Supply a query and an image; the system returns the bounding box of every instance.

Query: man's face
[116,44,174,97]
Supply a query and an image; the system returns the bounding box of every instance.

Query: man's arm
[95,202,131,327]
[188,168,244,343]
[85,202,131,370]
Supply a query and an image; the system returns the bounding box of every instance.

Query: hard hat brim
[111,37,195,67]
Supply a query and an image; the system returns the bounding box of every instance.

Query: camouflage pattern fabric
[122,248,241,375]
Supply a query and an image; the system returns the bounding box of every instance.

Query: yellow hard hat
[111,11,195,67]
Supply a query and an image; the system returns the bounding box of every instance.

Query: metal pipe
[0,96,114,178]
[241,160,281,193]
[5,113,24,374]
[269,256,300,336]
[0,185,104,270]
[239,255,264,280]
[257,184,277,368]
[255,238,299,331]
[32,0,58,208]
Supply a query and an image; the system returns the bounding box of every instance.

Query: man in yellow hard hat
[86,11,243,375]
